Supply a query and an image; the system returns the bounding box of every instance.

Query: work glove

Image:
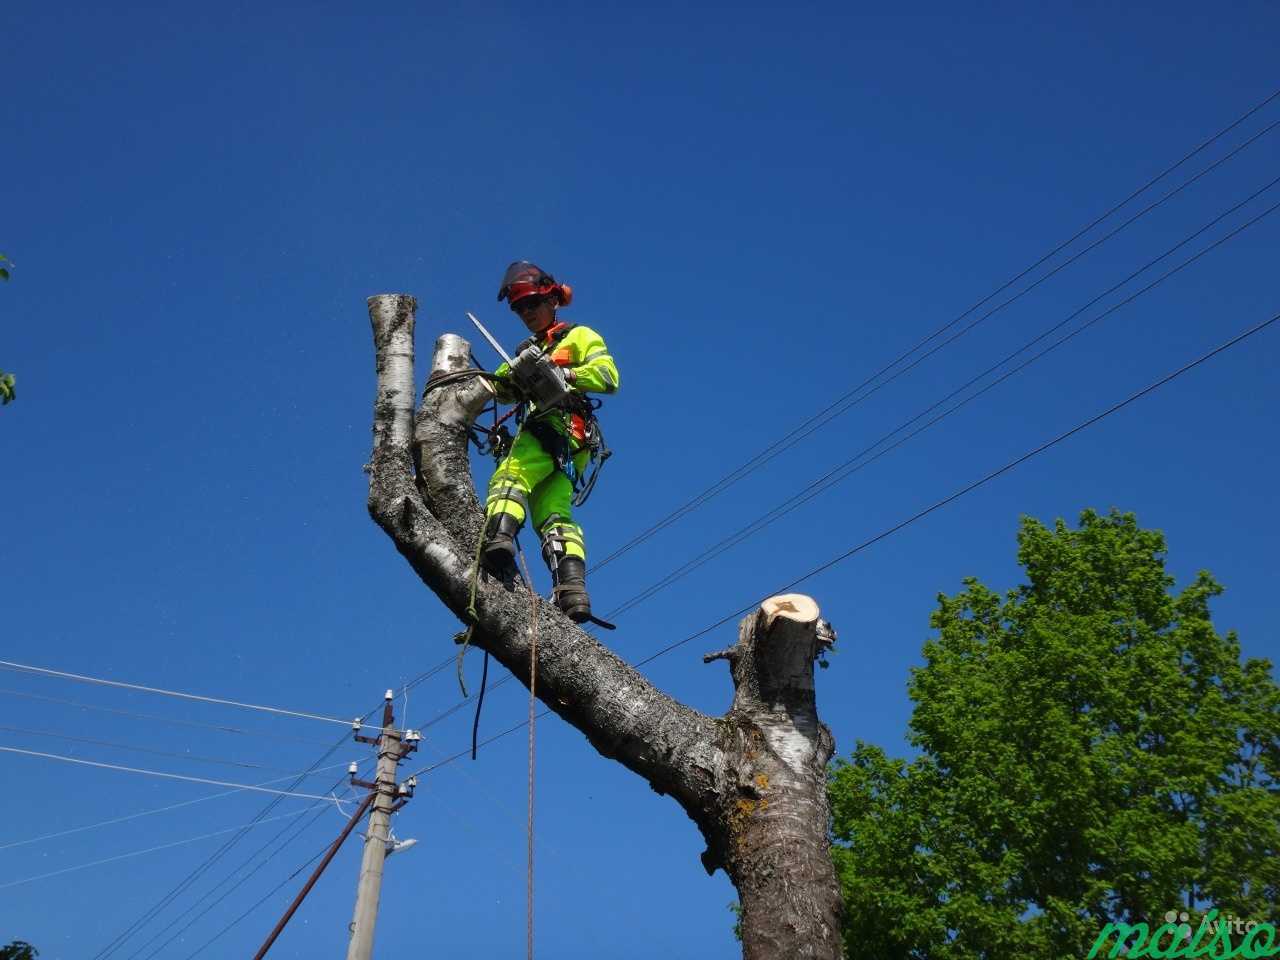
[489,370,523,404]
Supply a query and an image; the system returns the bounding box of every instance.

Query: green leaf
[829,509,1280,959]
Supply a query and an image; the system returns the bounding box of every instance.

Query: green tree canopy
[830,509,1279,959]
[0,942,38,960]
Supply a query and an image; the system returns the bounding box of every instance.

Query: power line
[91,782,346,960]
[0,723,318,774]
[0,761,354,852]
[407,116,1280,727]
[404,88,1280,723]
[183,740,612,959]
[130,778,360,960]
[0,746,342,801]
[90,722,362,960]
[401,106,1280,729]
[0,687,337,747]
[177,835,334,960]
[413,728,566,859]
[419,691,475,729]
[602,177,1280,619]
[0,804,329,891]
[406,307,1280,776]
[409,713,544,779]
[0,660,362,729]
[380,658,456,711]
[402,658,456,691]
[591,86,1280,572]
[641,308,1280,664]
[413,174,1280,730]
[397,88,1280,791]
[92,696,386,960]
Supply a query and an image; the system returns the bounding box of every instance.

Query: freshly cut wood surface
[761,593,819,626]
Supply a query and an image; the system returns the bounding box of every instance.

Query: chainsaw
[466,311,572,411]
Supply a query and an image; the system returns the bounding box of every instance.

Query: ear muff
[557,283,573,307]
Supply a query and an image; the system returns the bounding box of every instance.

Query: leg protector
[540,519,591,623]
[551,556,592,624]
[481,512,522,574]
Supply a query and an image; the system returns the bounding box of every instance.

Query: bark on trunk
[706,595,842,958]
[366,294,842,958]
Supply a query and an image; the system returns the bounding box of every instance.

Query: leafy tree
[0,942,38,960]
[829,509,1279,959]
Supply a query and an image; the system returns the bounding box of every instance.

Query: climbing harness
[520,402,610,508]
[570,405,611,508]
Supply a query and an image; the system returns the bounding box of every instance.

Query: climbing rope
[455,531,486,698]
[516,547,540,960]
[457,528,495,763]
[421,367,504,394]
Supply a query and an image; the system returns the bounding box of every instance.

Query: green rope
[455,530,486,697]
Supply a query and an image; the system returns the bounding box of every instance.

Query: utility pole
[252,792,374,960]
[346,690,420,960]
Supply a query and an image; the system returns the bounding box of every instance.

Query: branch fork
[366,294,842,959]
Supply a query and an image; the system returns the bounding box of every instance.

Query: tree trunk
[365,294,842,958]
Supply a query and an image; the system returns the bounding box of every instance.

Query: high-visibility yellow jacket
[493,322,619,442]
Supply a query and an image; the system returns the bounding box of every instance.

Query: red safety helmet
[497,260,573,307]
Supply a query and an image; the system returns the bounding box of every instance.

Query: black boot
[551,555,592,623]
[481,513,521,573]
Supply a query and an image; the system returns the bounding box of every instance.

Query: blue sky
[2,2,1278,957]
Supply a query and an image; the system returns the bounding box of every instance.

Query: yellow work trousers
[485,428,588,559]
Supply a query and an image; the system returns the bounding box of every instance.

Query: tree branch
[413,332,491,554]
[367,295,721,827]
[366,294,842,958]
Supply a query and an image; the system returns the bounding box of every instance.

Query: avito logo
[1089,909,1278,959]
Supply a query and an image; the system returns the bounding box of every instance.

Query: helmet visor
[498,260,554,301]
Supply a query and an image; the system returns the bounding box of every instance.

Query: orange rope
[516,548,539,960]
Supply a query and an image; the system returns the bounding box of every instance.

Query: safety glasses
[511,296,546,315]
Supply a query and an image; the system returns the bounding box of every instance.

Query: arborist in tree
[480,261,619,624]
